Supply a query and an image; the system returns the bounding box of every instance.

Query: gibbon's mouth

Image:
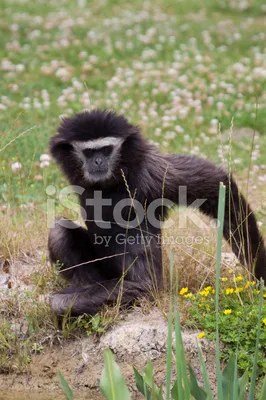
[89,170,109,180]
[91,169,108,175]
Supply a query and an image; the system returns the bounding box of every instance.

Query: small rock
[0,274,10,288]
[221,252,239,268]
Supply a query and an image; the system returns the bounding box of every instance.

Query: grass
[0,0,266,385]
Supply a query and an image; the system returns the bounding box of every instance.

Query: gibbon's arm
[160,154,266,282]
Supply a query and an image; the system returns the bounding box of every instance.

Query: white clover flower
[10,24,19,32]
[179,108,188,119]
[252,67,266,79]
[207,97,214,105]
[40,154,51,162]
[232,63,245,73]
[11,162,22,172]
[41,89,50,100]
[40,160,50,168]
[210,118,219,126]
[55,67,71,82]
[175,125,184,134]
[217,102,224,111]
[72,80,83,91]
[41,65,52,75]
[33,101,41,109]
[16,64,25,72]
[258,175,266,182]
[89,55,97,64]
[195,116,204,125]
[60,39,69,48]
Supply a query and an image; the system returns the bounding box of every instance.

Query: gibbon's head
[50,109,145,185]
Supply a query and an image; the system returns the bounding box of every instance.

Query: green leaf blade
[58,371,74,400]
[100,348,131,400]
[189,365,207,400]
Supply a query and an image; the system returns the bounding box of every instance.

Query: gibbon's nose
[94,157,103,166]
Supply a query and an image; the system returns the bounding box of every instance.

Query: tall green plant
[215,183,226,398]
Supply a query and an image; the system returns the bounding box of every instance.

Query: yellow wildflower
[254,290,260,294]
[198,332,205,339]
[263,294,266,298]
[221,277,228,282]
[224,309,232,315]
[184,292,193,299]
[263,318,266,326]
[235,276,243,282]
[234,288,243,294]
[199,286,213,297]
[200,290,208,296]
[179,287,188,295]
[225,288,234,295]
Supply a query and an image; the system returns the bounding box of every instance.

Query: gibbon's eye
[101,145,113,157]
[83,148,95,158]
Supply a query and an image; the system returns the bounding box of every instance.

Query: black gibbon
[48,109,266,315]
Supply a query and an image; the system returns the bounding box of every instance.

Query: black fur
[48,109,266,315]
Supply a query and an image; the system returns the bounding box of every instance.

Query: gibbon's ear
[50,136,73,160]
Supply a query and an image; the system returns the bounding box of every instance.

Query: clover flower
[11,161,22,172]
[40,154,51,162]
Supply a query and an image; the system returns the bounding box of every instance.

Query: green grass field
[0,0,266,384]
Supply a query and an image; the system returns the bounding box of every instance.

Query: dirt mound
[0,309,217,398]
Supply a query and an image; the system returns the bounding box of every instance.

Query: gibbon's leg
[48,219,103,285]
[49,249,160,316]
[166,155,266,282]
[50,279,147,316]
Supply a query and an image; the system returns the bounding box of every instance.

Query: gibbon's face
[73,136,124,183]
